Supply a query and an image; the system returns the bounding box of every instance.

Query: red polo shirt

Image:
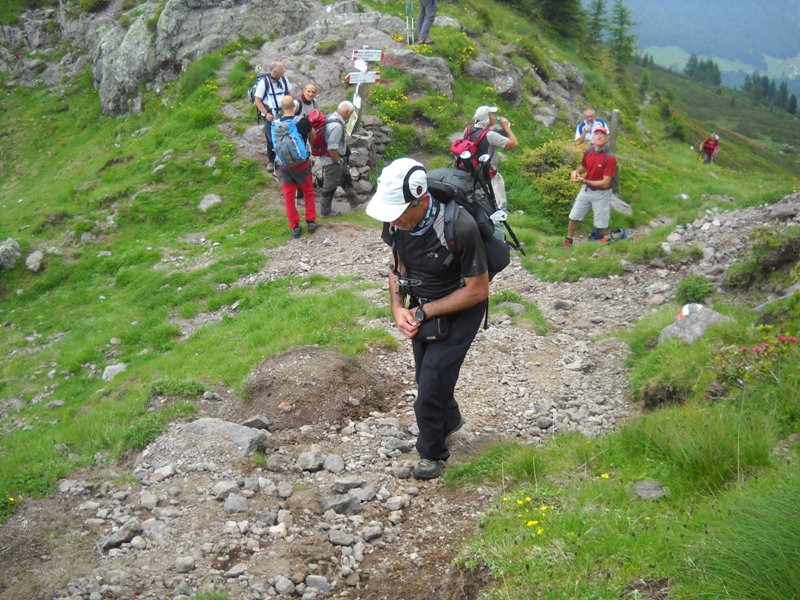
[582,147,617,189]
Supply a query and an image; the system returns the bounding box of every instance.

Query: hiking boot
[412,458,444,480]
[291,225,302,239]
[267,162,275,174]
[306,221,318,234]
[563,237,573,248]
[445,418,465,448]
[320,210,342,218]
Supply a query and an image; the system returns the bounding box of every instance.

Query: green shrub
[426,28,476,72]
[150,379,206,399]
[315,38,345,54]
[78,0,109,12]
[531,166,576,222]
[722,226,800,289]
[676,274,714,304]
[722,261,755,288]
[179,54,223,97]
[519,139,576,176]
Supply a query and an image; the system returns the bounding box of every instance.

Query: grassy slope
[0,59,392,499]
[2,1,800,596]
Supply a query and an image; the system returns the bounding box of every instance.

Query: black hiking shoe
[306,221,318,234]
[291,225,302,239]
[444,418,465,448]
[412,458,444,480]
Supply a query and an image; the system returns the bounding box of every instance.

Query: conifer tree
[789,94,798,115]
[586,0,608,36]
[776,81,789,109]
[607,0,635,69]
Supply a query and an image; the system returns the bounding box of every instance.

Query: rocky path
[3,92,800,600]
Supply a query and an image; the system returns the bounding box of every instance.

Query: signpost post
[346,48,383,136]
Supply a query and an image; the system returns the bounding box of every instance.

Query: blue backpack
[271,118,308,167]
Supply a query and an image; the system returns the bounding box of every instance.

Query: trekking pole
[405,0,412,45]
[475,158,526,256]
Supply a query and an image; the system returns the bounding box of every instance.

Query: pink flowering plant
[715,324,799,388]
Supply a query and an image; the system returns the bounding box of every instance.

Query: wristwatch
[415,306,427,322]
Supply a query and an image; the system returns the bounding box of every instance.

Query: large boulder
[0,238,22,270]
[86,0,314,114]
[464,57,523,104]
[658,304,733,345]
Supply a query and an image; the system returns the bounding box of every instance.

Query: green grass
[677,467,800,600]
[0,52,392,503]
[2,2,800,597]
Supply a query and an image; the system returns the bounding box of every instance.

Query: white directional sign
[345,71,380,84]
[353,59,369,73]
[352,48,384,62]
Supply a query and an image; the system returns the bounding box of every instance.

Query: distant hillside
[619,0,800,96]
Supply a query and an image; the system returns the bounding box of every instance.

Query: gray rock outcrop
[0,238,22,270]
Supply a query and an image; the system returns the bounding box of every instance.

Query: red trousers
[280,173,316,228]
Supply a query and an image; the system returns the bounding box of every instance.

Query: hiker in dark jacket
[366,158,489,480]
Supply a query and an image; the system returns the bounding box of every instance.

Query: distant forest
[623,0,800,70]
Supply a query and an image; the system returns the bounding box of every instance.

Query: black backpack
[426,168,510,280]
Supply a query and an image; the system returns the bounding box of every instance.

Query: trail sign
[353,59,369,73]
[351,48,384,62]
[345,71,380,84]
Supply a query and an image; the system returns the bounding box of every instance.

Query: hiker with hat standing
[700,133,720,164]
[366,158,489,480]
[469,106,519,227]
[574,108,607,145]
[253,61,292,174]
[564,125,617,247]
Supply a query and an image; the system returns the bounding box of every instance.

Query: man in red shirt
[700,133,719,164]
[564,126,617,247]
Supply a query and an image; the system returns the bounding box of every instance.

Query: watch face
[416,307,426,322]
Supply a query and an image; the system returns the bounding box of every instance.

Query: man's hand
[392,306,420,340]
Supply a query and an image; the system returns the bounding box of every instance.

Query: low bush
[676,273,714,304]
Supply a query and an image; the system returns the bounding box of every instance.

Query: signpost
[345,71,381,84]
[352,49,384,62]
[346,48,383,136]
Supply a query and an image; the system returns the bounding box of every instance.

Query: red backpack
[451,125,492,175]
[308,109,329,157]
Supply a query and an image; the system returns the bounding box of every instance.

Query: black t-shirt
[383,200,488,300]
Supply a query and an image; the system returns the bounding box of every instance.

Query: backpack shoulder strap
[443,201,460,253]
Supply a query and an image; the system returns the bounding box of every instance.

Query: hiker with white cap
[366,158,489,480]
[467,106,518,226]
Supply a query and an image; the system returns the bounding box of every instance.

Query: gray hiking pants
[416,0,437,42]
[320,162,359,214]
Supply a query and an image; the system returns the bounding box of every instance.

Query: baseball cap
[593,125,609,135]
[366,158,428,222]
[473,105,498,123]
